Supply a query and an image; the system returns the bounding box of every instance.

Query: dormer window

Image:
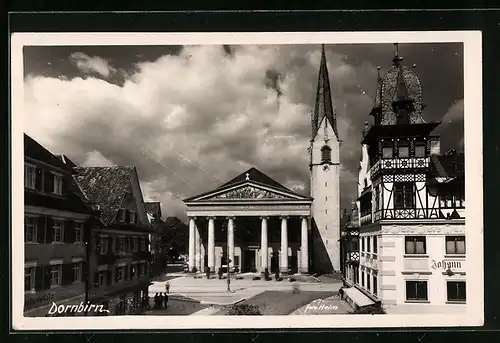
[382,145,393,159]
[24,164,36,189]
[130,211,136,224]
[321,146,331,163]
[119,209,126,223]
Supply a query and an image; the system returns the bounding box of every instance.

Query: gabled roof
[184,167,310,202]
[74,166,135,225]
[217,167,292,192]
[24,134,72,172]
[430,151,465,179]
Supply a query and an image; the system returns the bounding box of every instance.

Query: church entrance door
[242,250,256,272]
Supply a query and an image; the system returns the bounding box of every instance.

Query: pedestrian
[339,287,344,300]
[154,293,159,310]
[158,293,164,309]
[163,292,169,309]
[165,281,170,294]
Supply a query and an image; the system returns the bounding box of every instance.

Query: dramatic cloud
[23,43,464,220]
[69,52,117,78]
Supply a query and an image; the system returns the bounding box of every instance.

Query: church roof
[312,45,338,138]
[184,167,310,202]
[217,167,292,192]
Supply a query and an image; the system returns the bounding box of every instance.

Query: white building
[343,44,466,313]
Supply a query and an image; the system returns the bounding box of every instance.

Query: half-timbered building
[343,44,466,313]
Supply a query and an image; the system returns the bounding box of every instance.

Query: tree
[156,217,189,261]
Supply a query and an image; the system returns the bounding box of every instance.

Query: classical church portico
[184,167,312,275]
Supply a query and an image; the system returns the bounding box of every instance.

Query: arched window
[321,145,332,163]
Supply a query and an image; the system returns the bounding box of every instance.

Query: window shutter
[65,220,74,243]
[45,171,54,193]
[34,265,44,291]
[43,266,52,290]
[35,167,43,191]
[37,216,46,243]
[46,217,54,243]
[125,210,130,223]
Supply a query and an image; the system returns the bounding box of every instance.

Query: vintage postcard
[10,31,483,330]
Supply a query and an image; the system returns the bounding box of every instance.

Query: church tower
[309,45,341,273]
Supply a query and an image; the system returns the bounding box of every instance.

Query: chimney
[430,138,441,155]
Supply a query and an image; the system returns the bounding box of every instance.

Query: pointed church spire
[312,44,337,138]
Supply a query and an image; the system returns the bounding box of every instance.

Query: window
[98,272,105,286]
[133,237,138,252]
[447,281,466,302]
[440,190,464,209]
[325,196,328,201]
[100,236,108,254]
[74,222,83,243]
[398,141,409,158]
[50,264,62,287]
[131,265,137,279]
[373,236,378,254]
[130,211,136,224]
[52,173,63,195]
[325,209,328,214]
[394,182,415,209]
[325,182,328,187]
[361,237,365,252]
[116,267,124,282]
[25,216,38,243]
[367,272,371,291]
[382,145,393,158]
[414,143,426,157]
[25,164,36,189]
[361,271,365,287]
[405,236,426,254]
[118,209,126,222]
[374,187,380,211]
[325,225,328,230]
[120,236,125,254]
[367,236,371,253]
[406,281,428,301]
[140,237,146,251]
[53,219,64,243]
[73,263,81,282]
[373,275,378,296]
[446,236,466,255]
[25,267,35,292]
[321,146,332,163]
[364,178,368,189]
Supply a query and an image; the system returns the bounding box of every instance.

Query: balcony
[360,212,372,225]
[369,157,430,177]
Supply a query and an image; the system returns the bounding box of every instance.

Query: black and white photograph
[11,31,483,329]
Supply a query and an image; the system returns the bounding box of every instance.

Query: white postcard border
[11,31,483,330]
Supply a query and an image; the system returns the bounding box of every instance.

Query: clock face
[323,164,330,171]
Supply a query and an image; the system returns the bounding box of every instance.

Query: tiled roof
[145,201,162,218]
[74,166,135,225]
[430,151,465,179]
[217,167,292,192]
[24,134,72,172]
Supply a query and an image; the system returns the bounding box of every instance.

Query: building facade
[342,44,466,313]
[183,45,342,275]
[74,166,155,315]
[24,135,95,317]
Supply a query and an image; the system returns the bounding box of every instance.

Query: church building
[342,44,466,313]
[183,45,341,275]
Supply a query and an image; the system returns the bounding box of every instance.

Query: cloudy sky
[23,42,464,220]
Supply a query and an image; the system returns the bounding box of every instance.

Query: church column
[280,216,289,274]
[208,217,215,272]
[300,216,309,274]
[227,216,235,271]
[195,223,201,271]
[260,216,268,273]
[188,217,196,272]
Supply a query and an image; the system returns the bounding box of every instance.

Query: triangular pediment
[186,181,310,202]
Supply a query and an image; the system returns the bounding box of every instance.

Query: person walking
[163,292,169,309]
[158,293,164,309]
[153,293,159,310]
[165,281,170,294]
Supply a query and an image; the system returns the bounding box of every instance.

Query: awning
[343,286,376,308]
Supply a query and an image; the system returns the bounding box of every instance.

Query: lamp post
[227,226,231,292]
